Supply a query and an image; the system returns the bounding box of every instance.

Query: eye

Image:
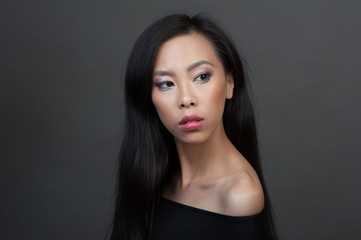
[156,81,175,91]
[194,72,211,83]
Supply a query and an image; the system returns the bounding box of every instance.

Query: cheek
[206,82,228,108]
[152,93,165,117]
[201,82,228,125]
[152,92,174,127]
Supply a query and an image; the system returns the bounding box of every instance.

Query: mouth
[179,114,204,131]
[179,114,204,125]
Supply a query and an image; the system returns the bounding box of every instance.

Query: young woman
[110,14,277,240]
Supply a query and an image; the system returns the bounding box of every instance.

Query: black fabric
[150,196,268,240]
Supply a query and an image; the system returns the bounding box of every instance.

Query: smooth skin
[152,33,264,216]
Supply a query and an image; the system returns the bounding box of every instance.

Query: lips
[179,114,204,131]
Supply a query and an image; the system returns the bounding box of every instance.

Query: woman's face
[151,33,234,144]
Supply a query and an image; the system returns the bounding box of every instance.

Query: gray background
[2,0,361,239]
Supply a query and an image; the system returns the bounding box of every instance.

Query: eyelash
[155,72,211,91]
[156,81,175,91]
[194,72,211,83]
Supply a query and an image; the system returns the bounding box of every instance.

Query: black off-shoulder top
[150,196,268,240]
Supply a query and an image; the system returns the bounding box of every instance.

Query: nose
[180,99,195,108]
[178,84,197,109]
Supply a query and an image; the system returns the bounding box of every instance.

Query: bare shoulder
[221,170,264,216]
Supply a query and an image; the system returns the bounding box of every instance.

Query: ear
[226,73,234,99]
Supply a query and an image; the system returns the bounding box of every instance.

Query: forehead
[154,33,222,71]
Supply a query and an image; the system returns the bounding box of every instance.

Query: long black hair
[110,13,277,240]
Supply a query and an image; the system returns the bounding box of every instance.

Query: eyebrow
[187,60,215,72]
[153,70,175,77]
[153,60,215,77]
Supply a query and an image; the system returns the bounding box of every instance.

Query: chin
[174,132,211,145]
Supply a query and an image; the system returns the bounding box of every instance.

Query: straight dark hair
[110,13,277,240]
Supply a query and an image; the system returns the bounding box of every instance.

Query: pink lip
[179,114,204,131]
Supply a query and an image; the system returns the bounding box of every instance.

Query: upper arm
[223,174,265,216]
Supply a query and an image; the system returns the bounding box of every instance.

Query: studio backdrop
[2,0,361,239]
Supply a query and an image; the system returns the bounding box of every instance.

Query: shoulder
[221,170,264,216]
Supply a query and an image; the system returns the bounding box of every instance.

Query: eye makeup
[155,81,175,91]
[193,72,211,83]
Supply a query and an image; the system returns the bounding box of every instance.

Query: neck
[174,125,239,188]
